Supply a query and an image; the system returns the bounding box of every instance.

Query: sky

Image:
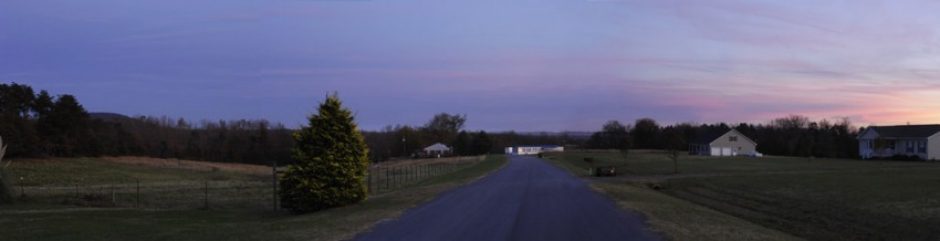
[3,0,940,131]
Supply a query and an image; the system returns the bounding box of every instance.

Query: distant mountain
[89,112,132,122]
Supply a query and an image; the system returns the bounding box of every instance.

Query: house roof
[689,128,732,144]
[867,125,940,138]
[423,143,451,151]
[690,129,755,145]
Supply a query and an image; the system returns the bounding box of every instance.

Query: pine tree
[279,94,370,213]
[471,131,493,155]
[452,131,471,156]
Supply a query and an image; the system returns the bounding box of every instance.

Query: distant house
[688,129,758,157]
[858,125,940,160]
[423,143,452,158]
[504,145,564,155]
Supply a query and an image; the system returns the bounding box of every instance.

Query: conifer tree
[279,94,370,213]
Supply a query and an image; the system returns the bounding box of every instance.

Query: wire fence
[366,155,486,194]
[12,155,487,211]
[17,179,272,210]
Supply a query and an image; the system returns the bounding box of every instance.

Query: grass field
[0,155,507,241]
[5,157,273,209]
[545,150,940,241]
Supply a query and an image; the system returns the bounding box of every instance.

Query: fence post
[203,180,209,210]
[272,160,278,211]
[111,184,116,205]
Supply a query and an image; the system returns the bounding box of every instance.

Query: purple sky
[3,0,940,131]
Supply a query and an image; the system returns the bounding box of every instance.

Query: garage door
[711,147,733,156]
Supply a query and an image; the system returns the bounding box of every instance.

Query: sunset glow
[3,0,940,130]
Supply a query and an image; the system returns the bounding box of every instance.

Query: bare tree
[663,128,685,174]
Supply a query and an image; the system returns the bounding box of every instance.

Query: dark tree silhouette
[279,94,370,213]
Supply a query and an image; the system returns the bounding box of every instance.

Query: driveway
[355,155,661,241]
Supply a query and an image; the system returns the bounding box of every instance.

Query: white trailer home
[505,145,564,155]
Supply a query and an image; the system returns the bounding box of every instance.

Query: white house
[858,125,940,160]
[688,129,758,157]
[423,143,452,158]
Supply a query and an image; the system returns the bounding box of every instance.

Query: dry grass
[544,152,805,241]
[370,155,485,168]
[547,150,940,241]
[0,155,509,241]
[593,182,803,241]
[101,156,270,176]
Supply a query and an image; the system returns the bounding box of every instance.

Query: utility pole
[402,137,407,157]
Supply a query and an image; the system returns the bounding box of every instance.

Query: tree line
[1,83,582,164]
[586,116,860,158]
[2,82,863,165]
[0,83,294,164]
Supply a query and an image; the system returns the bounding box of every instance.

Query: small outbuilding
[423,143,452,158]
[688,129,758,157]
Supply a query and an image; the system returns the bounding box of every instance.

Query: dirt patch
[101,156,270,176]
[371,156,485,169]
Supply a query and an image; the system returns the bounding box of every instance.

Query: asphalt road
[355,155,661,241]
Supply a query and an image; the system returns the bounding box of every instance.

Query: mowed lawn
[545,150,940,241]
[0,155,508,241]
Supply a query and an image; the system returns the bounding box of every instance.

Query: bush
[279,94,370,213]
[889,155,923,161]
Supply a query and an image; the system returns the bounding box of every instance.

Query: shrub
[889,155,922,161]
[279,94,370,213]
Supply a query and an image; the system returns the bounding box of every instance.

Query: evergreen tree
[633,118,661,149]
[279,94,370,213]
[452,131,471,156]
[471,131,493,155]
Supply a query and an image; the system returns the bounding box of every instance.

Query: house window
[907,141,915,153]
[919,141,928,154]
[729,136,738,142]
